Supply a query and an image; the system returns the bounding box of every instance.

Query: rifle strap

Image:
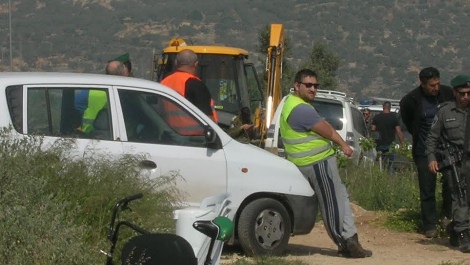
[465,109,470,150]
[462,109,470,193]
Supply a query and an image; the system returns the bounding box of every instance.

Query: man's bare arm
[395,126,405,144]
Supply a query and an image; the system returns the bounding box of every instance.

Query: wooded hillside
[0,0,469,99]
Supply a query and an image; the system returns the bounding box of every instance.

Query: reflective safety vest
[280,95,334,166]
[81,90,107,133]
[161,71,218,123]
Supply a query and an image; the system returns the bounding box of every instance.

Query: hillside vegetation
[0,0,469,99]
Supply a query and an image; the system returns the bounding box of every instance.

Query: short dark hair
[294,69,317,83]
[419,67,440,83]
[383,101,391,110]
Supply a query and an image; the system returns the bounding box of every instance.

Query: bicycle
[100,193,234,265]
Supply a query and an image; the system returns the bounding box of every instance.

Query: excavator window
[198,54,242,115]
[155,52,262,128]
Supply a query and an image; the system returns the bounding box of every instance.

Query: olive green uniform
[226,115,259,145]
[426,101,469,233]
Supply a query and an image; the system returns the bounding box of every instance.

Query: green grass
[340,160,420,212]
[339,156,421,232]
[0,126,453,264]
[0,128,183,264]
[339,155,450,233]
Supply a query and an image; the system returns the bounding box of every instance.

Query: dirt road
[222,205,470,265]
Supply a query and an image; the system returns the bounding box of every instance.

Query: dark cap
[450,75,470,89]
[113,52,130,63]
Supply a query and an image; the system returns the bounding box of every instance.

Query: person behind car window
[399,66,454,239]
[112,52,133,76]
[370,101,405,173]
[80,61,129,133]
[160,49,217,123]
[426,74,470,252]
[362,108,372,134]
[227,106,260,145]
[280,69,372,258]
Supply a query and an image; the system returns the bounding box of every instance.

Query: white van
[0,72,318,256]
[265,89,375,164]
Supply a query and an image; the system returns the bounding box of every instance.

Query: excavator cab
[152,41,264,130]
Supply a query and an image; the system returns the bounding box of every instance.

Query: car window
[25,87,112,140]
[6,86,23,132]
[117,89,208,148]
[311,100,344,130]
[351,107,368,137]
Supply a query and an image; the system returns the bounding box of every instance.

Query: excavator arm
[258,24,284,142]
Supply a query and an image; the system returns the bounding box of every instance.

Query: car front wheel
[237,198,291,256]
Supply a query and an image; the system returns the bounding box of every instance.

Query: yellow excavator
[151,24,285,144]
[151,39,265,130]
[256,23,284,144]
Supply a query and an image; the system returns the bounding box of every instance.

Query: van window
[351,107,368,137]
[26,87,112,140]
[6,86,23,132]
[311,100,344,130]
[117,89,208,147]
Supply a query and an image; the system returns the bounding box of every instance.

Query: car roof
[0,72,181,97]
[359,104,400,113]
[315,89,354,103]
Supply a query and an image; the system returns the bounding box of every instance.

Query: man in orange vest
[161,49,217,122]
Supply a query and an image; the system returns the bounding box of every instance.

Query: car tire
[237,198,291,256]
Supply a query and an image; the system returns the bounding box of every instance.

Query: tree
[302,42,341,90]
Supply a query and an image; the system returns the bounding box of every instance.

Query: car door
[22,85,123,158]
[113,87,227,205]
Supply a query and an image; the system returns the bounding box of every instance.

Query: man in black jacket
[400,67,454,238]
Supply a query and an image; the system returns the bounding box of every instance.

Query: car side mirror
[205,126,222,150]
[205,126,217,143]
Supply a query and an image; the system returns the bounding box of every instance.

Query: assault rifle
[437,142,466,203]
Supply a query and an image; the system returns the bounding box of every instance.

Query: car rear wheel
[237,198,291,256]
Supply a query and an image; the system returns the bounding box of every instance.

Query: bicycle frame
[101,193,233,265]
[102,193,151,265]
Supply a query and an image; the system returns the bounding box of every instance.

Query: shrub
[0,128,182,264]
[340,161,420,212]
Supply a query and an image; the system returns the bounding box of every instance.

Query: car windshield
[311,100,343,130]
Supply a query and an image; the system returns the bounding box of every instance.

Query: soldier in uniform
[426,74,470,252]
[113,52,133,76]
[227,106,260,145]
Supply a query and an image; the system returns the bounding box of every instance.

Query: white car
[0,72,319,256]
[265,89,375,164]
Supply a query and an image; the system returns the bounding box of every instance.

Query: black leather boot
[459,229,470,253]
[446,221,459,247]
[345,234,373,258]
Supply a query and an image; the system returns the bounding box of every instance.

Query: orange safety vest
[161,71,218,122]
[161,72,217,135]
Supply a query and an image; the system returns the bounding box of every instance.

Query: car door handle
[140,160,157,169]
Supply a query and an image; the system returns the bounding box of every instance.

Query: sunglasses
[299,82,320,89]
[458,91,470,97]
